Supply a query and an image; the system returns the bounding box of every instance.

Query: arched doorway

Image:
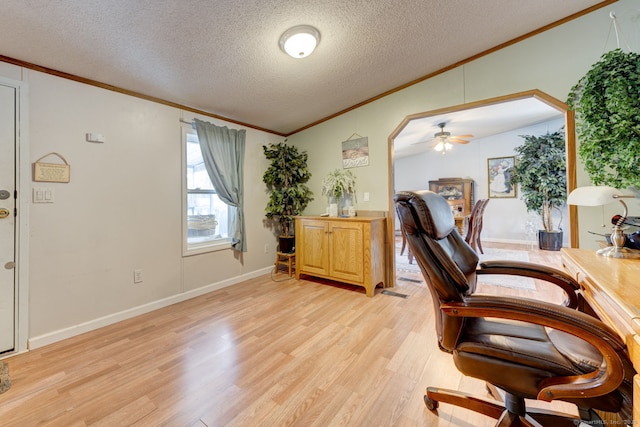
[386,89,577,287]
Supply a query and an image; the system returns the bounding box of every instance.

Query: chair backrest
[475,199,489,235]
[394,190,479,350]
[464,200,482,242]
[465,199,489,250]
[476,199,489,225]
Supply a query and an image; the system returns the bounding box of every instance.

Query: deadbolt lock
[0,208,10,218]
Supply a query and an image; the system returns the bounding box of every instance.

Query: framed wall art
[487,156,516,198]
[341,134,369,169]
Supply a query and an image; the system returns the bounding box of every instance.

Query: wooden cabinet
[428,178,474,216]
[295,216,386,297]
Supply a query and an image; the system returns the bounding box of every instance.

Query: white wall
[3,68,283,348]
[288,0,640,251]
[394,118,567,244]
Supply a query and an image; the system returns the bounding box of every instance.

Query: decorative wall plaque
[33,152,70,183]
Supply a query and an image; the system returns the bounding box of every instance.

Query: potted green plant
[510,128,567,250]
[321,169,357,217]
[263,141,313,253]
[567,48,640,192]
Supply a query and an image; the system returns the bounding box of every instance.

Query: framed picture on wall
[341,136,369,168]
[487,156,516,198]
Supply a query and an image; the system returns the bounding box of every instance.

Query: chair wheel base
[424,386,585,426]
[424,394,438,411]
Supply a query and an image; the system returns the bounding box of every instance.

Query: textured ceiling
[0,0,608,135]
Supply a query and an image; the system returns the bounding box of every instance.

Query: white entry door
[0,82,16,354]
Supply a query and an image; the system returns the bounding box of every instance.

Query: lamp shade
[567,186,624,206]
[279,25,320,58]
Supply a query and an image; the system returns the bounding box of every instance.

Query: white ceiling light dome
[279,25,320,59]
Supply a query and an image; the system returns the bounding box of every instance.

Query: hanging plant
[567,48,640,190]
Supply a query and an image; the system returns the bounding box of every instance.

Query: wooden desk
[561,248,640,422]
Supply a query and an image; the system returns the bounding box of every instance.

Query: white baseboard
[27,266,273,350]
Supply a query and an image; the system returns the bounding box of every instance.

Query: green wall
[288,0,640,250]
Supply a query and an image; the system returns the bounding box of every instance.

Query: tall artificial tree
[511,129,567,233]
[262,142,313,237]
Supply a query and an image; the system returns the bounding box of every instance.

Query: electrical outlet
[133,269,143,283]
[264,244,269,254]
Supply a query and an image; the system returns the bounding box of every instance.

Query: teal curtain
[194,118,246,252]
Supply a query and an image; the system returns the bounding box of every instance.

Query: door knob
[0,208,10,218]
[0,190,9,200]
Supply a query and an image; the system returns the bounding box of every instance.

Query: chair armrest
[441,295,625,402]
[477,260,579,308]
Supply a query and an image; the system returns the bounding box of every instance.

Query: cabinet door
[298,220,329,276]
[329,221,364,283]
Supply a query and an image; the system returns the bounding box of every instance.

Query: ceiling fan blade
[453,134,474,139]
[449,138,470,144]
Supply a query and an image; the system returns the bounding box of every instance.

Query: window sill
[183,239,232,257]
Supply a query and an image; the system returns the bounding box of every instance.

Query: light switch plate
[32,187,54,203]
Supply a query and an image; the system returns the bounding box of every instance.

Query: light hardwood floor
[0,242,575,426]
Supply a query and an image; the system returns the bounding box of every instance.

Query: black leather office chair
[394,190,633,426]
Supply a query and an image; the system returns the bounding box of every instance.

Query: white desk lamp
[567,186,640,258]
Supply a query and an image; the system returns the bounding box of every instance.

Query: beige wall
[288,0,640,250]
[2,68,284,348]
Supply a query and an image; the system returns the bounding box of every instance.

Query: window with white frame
[184,127,230,252]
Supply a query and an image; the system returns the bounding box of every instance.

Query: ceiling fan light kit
[279,25,320,59]
[434,141,453,153]
[432,122,472,153]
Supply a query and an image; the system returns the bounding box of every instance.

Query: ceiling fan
[432,122,473,152]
